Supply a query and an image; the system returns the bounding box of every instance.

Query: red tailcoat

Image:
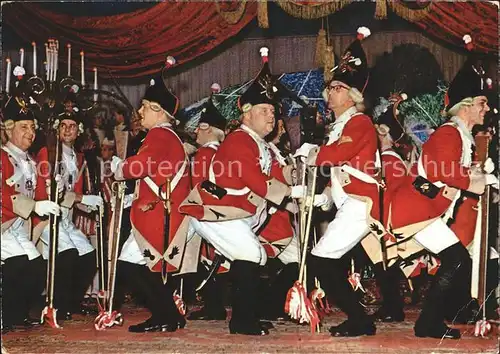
[180,129,291,221]
[387,124,477,237]
[117,125,191,272]
[1,149,37,225]
[307,113,380,223]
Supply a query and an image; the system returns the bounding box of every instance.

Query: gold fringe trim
[375,0,388,20]
[388,0,433,22]
[275,0,352,20]
[215,0,248,25]
[258,0,269,29]
[323,45,335,83]
[315,28,327,67]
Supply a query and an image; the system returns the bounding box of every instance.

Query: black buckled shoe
[229,320,270,336]
[128,316,186,333]
[370,308,405,323]
[13,317,41,329]
[414,323,461,339]
[63,312,73,321]
[329,320,376,337]
[187,307,226,321]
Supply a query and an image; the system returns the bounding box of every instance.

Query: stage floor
[2,304,498,353]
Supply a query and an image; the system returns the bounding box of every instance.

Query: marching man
[384,41,498,339]
[110,57,191,333]
[36,95,102,321]
[180,48,303,335]
[188,90,229,321]
[1,95,59,332]
[295,26,381,337]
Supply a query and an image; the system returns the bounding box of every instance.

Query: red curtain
[413,1,498,54]
[3,2,257,78]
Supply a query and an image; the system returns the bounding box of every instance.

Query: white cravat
[240,124,272,175]
[326,106,358,146]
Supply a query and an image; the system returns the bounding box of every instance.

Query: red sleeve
[270,159,288,184]
[121,128,185,182]
[1,150,17,220]
[35,147,49,201]
[315,116,375,166]
[422,125,470,190]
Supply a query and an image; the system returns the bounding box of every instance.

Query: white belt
[417,155,460,222]
[417,155,445,188]
[144,158,188,199]
[341,164,382,186]
[208,156,250,196]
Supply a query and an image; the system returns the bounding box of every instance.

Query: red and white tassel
[173,289,186,316]
[474,319,492,337]
[259,47,269,63]
[285,281,320,333]
[357,26,371,41]
[165,56,176,69]
[463,34,473,51]
[348,272,365,292]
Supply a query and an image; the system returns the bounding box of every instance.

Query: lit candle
[53,44,58,82]
[20,48,25,68]
[45,43,49,80]
[32,42,37,75]
[6,58,11,94]
[93,67,98,102]
[67,43,71,77]
[80,51,85,86]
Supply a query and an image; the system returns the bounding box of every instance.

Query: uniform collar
[450,116,475,145]
[333,106,358,126]
[6,141,28,159]
[202,140,220,148]
[240,124,266,144]
[153,122,172,129]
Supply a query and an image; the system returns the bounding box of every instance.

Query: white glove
[111,193,133,212]
[313,193,329,207]
[110,156,123,174]
[484,157,495,174]
[34,200,60,217]
[81,195,104,210]
[485,174,499,189]
[290,185,307,199]
[293,143,318,158]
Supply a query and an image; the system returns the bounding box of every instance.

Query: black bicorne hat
[329,26,371,93]
[143,56,180,116]
[3,95,36,122]
[199,95,227,131]
[445,35,493,111]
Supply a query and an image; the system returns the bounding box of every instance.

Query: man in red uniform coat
[1,94,59,332]
[384,52,497,339]
[180,48,304,335]
[36,96,102,320]
[111,58,191,333]
[188,93,229,321]
[295,26,381,337]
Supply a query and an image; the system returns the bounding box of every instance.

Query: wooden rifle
[41,112,63,329]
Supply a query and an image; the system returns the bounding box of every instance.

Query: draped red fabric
[3,2,257,78]
[3,2,497,80]
[412,1,498,54]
